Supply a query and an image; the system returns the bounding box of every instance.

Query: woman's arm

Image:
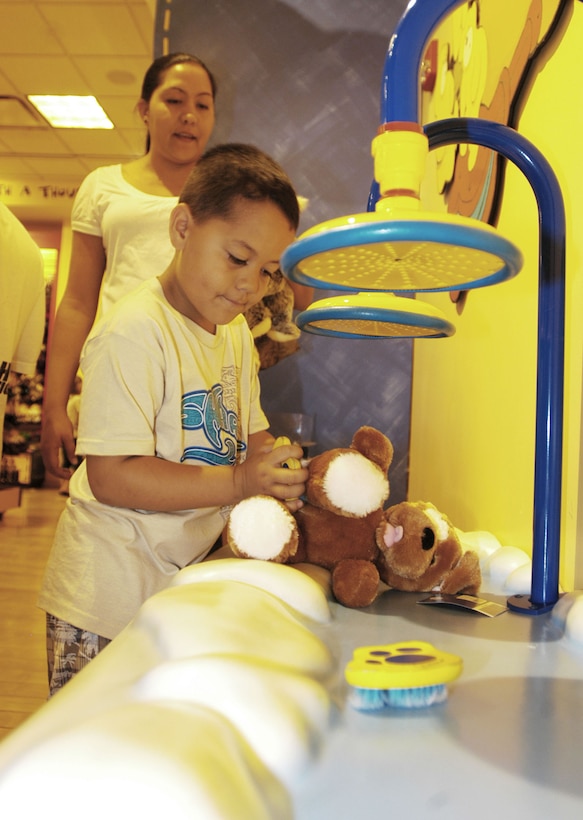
[41,232,106,478]
[85,438,307,513]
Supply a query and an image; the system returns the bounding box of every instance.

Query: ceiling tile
[0,155,39,175]
[24,155,89,177]
[0,97,44,127]
[130,2,157,49]
[0,0,155,211]
[0,55,90,95]
[0,70,19,97]
[117,128,147,155]
[72,56,150,98]
[99,97,144,130]
[0,126,74,155]
[55,126,136,155]
[0,3,64,55]
[40,3,150,56]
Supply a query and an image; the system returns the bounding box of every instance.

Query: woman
[41,53,217,478]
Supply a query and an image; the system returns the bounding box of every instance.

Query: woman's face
[140,62,215,166]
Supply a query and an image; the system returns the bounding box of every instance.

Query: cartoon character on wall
[422,0,571,227]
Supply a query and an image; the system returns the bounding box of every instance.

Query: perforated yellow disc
[282,212,523,293]
[296,292,455,339]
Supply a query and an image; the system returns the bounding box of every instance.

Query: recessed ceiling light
[27,95,114,129]
[106,69,136,86]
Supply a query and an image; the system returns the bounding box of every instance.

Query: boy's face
[162,198,295,333]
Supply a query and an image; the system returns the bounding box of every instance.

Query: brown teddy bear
[226,426,393,608]
[244,261,301,371]
[244,195,311,370]
[375,500,481,595]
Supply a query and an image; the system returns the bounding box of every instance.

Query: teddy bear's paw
[227,495,299,562]
[322,452,389,518]
[440,550,482,596]
[245,302,272,339]
[332,559,380,608]
[267,322,301,343]
[250,315,272,339]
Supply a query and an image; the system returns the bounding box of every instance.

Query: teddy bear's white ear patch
[424,506,449,541]
[323,452,389,516]
[228,496,297,560]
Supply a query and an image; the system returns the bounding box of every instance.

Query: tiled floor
[0,487,66,740]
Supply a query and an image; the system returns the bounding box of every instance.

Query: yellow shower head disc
[296,292,455,339]
[283,210,523,293]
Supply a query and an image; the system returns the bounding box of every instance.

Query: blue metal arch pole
[424,118,566,613]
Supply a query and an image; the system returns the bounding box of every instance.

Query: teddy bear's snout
[382,522,403,549]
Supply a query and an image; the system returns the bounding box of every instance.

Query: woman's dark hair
[141,52,217,102]
[180,143,300,231]
[140,53,216,152]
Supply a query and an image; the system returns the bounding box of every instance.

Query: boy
[38,144,308,695]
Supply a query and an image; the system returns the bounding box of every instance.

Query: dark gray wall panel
[155,0,412,502]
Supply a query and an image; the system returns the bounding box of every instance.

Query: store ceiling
[0,0,156,217]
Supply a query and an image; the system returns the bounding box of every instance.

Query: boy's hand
[235,436,308,511]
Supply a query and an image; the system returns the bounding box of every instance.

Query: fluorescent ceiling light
[27,95,114,129]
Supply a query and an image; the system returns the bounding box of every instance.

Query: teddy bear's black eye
[421,528,435,551]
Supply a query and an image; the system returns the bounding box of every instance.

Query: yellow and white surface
[0,559,334,819]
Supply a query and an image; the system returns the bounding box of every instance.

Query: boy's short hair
[179,143,300,231]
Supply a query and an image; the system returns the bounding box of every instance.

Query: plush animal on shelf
[375,500,481,595]
[244,195,310,370]
[244,266,301,370]
[227,426,393,608]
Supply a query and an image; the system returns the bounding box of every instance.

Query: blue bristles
[348,683,448,712]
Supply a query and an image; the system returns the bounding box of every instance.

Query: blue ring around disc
[282,218,523,292]
[296,301,456,340]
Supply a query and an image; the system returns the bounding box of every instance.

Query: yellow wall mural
[423,0,569,223]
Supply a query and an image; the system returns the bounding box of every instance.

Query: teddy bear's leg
[227,496,299,562]
[440,550,482,596]
[331,559,380,609]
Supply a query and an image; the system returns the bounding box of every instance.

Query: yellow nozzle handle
[273,436,301,470]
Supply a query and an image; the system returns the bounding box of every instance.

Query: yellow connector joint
[273,436,301,470]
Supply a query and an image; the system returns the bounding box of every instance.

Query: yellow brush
[273,436,301,500]
[345,640,462,710]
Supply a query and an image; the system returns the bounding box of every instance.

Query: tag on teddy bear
[417,593,508,617]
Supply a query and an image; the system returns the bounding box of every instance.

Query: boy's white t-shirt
[38,278,268,639]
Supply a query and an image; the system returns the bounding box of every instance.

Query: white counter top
[295,590,583,819]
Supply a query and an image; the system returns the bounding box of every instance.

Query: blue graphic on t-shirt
[180,384,244,465]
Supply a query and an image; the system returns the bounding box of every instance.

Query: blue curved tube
[424,119,565,612]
